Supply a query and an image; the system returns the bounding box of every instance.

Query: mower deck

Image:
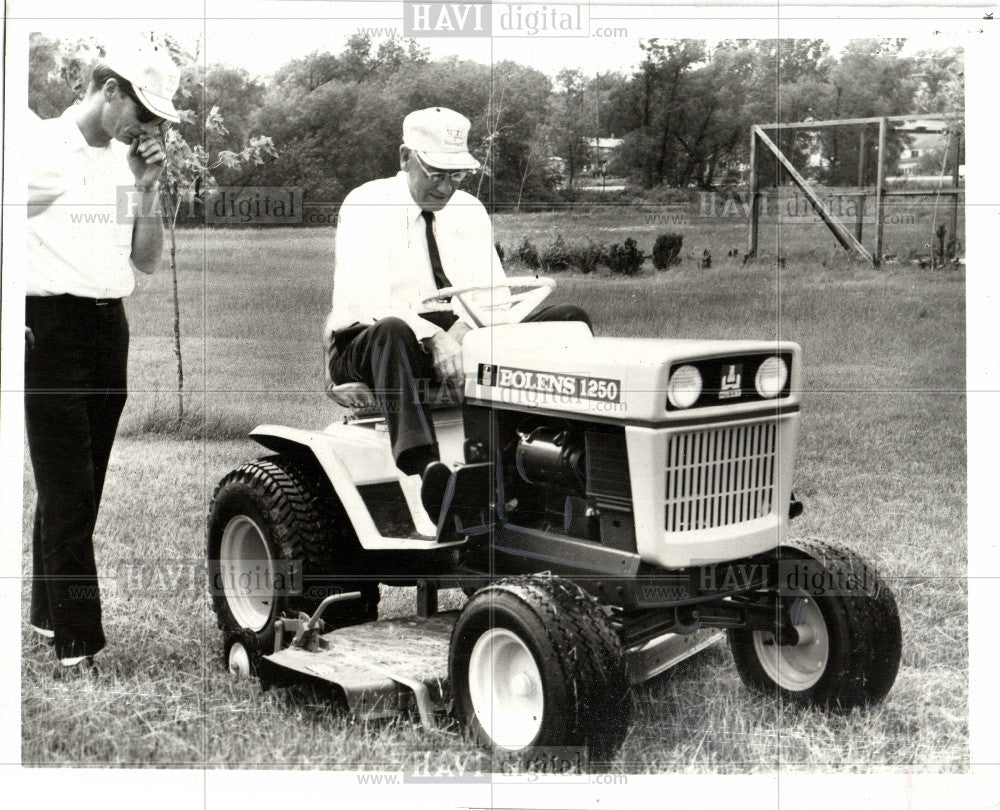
[264,613,456,725]
[260,610,723,726]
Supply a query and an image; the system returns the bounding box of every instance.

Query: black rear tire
[449,576,630,765]
[207,456,379,653]
[728,538,902,711]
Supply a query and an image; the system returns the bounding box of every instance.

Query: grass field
[21,207,967,773]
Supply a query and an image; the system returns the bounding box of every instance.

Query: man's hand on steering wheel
[447,319,472,343]
[422,277,555,328]
[425,330,464,392]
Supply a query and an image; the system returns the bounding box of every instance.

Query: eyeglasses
[120,82,165,126]
[411,151,470,185]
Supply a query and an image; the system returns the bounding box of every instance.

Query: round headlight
[667,365,702,409]
[755,356,788,398]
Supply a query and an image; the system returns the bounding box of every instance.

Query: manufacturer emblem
[719,364,742,399]
[478,363,498,386]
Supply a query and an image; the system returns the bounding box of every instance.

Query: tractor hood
[463,322,800,425]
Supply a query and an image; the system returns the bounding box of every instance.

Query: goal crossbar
[758,113,961,131]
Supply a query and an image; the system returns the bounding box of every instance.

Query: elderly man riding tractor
[207,273,902,763]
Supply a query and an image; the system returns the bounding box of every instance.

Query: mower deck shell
[260,611,723,723]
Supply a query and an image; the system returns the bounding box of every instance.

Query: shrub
[569,240,607,274]
[513,236,540,269]
[606,238,645,276]
[652,233,683,270]
[540,235,574,272]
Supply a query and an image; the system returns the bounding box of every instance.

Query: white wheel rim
[468,628,545,750]
[220,515,275,632]
[753,594,830,691]
[228,642,251,677]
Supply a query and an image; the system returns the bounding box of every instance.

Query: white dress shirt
[27,109,137,298]
[326,171,506,342]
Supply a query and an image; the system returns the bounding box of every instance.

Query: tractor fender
[248,424,433,547]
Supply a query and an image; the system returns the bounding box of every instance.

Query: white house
[583,136,623,175]
[895,119,952,176]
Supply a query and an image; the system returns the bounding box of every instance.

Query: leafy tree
[273,50,344,95]
[473,60,557,207]
[253,44,555,210]
[911,47,964,116]
[28,33,103,117]
[915,145,958,176]
[548,69,592,188]
[805,39,915,184]
[601,37,961,190]
[199,66,266,170]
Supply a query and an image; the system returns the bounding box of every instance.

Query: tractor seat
[327,381,462,420]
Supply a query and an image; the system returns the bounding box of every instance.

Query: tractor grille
[665,422,776,532]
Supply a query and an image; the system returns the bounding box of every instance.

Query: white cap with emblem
[403,107,480,171]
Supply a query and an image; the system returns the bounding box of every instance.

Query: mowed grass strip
[22,219,966,771]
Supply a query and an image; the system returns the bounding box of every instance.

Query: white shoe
[30,624,55,639]
[52,656,98,680]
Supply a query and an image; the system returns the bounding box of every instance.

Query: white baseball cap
[403,107,480,171]
[103,42,181,123]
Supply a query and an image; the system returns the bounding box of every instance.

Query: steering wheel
[421,277,556,328]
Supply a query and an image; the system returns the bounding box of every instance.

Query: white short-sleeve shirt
[27,108,137,298]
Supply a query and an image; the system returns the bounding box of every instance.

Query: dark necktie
[421,210,451,290]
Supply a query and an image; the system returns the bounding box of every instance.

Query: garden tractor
[208,277,902,763]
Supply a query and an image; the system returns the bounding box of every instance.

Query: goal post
[746,113,962,267]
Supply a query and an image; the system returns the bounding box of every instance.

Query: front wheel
[449,577,630,764]
[728,538,902,711]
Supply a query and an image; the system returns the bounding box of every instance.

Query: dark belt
[27,294,122,308]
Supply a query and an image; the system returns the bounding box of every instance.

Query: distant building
[719,159,750,185]
[583,135,623,175]
[895,118,951,176]
[788,119,955,179]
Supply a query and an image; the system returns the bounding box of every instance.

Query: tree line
[29,33,963,214]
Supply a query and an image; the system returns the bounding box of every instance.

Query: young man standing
[25,42,180,676]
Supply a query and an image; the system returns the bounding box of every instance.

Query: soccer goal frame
[746,113,962,267]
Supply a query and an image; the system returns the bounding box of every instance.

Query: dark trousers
[329,305,591,475]
[24,295,129,659]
